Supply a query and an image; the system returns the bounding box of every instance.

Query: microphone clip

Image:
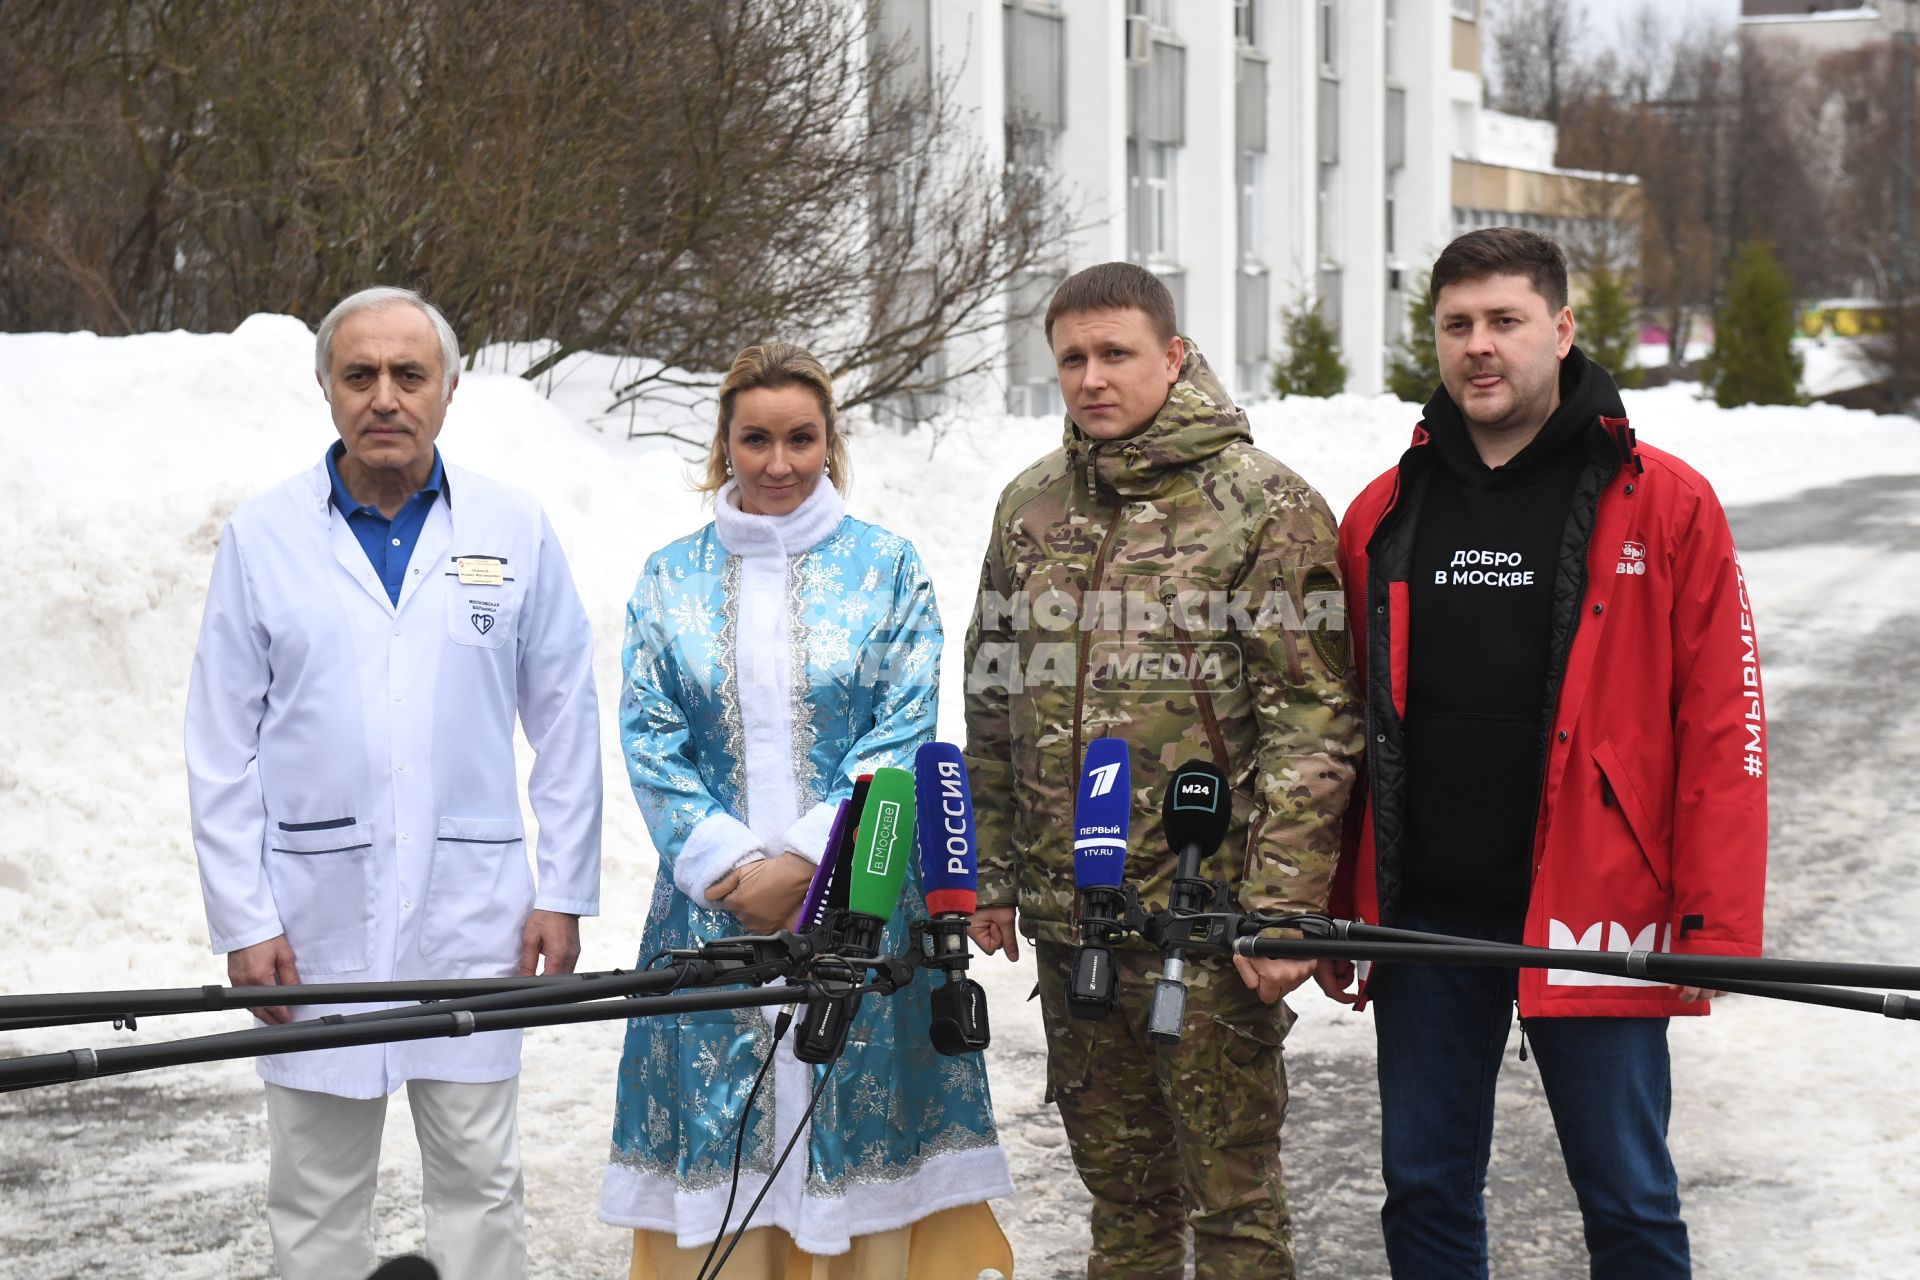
[1068,885,1135,1021]
[673,929,819,977]
[913,917,975,977]
[1141,873,1237,1045]
[1141,875,1241,960]
[1240,911,1343,940]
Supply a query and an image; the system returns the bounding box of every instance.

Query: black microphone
[365,1257,439,1280]
[1146,760,1232,1044]
[810,774,873,943]
[915,742,990,1055]
[1068,737,1133,1020]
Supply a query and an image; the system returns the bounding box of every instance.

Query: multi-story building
[1741,0,1915,57]
[904,0,1635,412]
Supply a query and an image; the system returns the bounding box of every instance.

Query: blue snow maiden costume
[598,477,1012,1255]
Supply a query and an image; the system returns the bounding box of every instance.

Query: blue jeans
[1371,912,1690,1280]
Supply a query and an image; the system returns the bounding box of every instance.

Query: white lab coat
[185,458,602,1098]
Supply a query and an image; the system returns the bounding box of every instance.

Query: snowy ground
[4,319,1920,1277]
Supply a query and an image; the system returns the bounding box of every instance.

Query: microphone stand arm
[0,973,814,1093]
[1237,914,1920,1021]
[0,923,955,1094]
[0,969,654,1035]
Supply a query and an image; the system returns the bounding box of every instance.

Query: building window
[1129,0,1175,31]
[1238,150,1263,264]
[1130,38,1186,144]
[1385,185,1397,256]
[1007,269,1063,417]
[1006,123,1062,190]
[1317,75,1339,166]
[872,267,944,431]
[1385,0,1400,79]
[1317,163,1337,266]
[874,109,931,237]
[1236,267,1270,396]
[1234,0,1259,48]
[1005,2,1067,132]
[1130,140,1178,263]
[1156,269,1186,323]
[875,0,932,105]
[1318,266,1343,334]
[1318,0,1337,72]
[1126,7,1183,272]
[1386,85,1406,170]
[1236,50,1268,154]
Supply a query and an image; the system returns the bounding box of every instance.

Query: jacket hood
[1061,338,1251,498]
[1422,346,1627,489]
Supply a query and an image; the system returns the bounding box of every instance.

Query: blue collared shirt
[325,444,448,604]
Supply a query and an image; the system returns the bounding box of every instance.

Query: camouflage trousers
[1034,941,1296,1279]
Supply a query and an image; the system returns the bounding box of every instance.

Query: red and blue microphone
[915,741,990,1054]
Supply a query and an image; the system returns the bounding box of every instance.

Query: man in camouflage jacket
[964,262,1362,1278]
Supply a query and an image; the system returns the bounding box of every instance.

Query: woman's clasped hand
[706,852,816,935]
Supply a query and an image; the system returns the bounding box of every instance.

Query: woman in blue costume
[600,344,1014,1279]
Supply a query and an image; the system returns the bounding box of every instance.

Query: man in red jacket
[1317,227,1766,1280]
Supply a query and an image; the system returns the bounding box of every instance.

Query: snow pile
[1798,336,1880,399]
[5,318,1920,1276]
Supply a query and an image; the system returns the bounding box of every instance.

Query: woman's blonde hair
[697,342,850,497]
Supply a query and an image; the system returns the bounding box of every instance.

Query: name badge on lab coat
[457,556,505,586]
[449,555,514,648]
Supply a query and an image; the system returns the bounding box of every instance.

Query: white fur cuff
[780,801,841,865]
[676,814,767,908]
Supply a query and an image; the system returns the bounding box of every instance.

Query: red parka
[1333,416,1768,1017]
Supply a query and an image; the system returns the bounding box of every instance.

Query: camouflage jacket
[962,341,1363,946]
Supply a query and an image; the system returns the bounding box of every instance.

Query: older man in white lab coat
[185,286,601,1280]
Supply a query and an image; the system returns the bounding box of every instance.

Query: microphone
[797,766,915,1063]
[794,774,871,946]
[1068,737,1132,1021]
[915,741,990,1055]
[793,795,855,933]
[841,766,915,958]
[1146,759,1232,1044]
[365,1258,439,1280]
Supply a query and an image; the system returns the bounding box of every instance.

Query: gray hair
[314,286,461,399]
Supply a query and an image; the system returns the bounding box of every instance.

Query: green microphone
[841,766,916,959]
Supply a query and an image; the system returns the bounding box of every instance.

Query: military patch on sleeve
[1301,565,1351,675]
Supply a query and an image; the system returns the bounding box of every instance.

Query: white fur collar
[712,478,846,559]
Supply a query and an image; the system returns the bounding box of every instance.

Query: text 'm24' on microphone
[797,766,915,1064]
[1146,758,1232,1044]
[915,741,990,1055]
[1068,736,1132,1021]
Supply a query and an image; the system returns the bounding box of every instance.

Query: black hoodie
[1400,347,1627,925]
